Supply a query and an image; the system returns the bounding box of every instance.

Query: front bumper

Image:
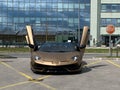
[31,61,84,73]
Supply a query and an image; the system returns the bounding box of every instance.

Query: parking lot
[0,56,120,90]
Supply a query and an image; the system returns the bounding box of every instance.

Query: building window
[101,18,120,27]
[101,4,120,12]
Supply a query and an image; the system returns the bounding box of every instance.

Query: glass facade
[0,0,90,43]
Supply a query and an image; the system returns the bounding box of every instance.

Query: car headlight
[34,56,41,60]
[72,56,78,61]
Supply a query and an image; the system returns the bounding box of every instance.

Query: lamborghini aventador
[25,25,89,73]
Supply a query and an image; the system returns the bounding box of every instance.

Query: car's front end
[31,48,84,73]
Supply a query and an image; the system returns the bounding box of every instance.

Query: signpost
[106,24,115,56]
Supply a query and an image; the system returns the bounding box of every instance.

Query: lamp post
[78,3,80,43]
[45,23,48,42]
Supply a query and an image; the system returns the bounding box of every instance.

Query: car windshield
[39,42,77,52]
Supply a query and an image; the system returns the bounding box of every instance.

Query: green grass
[85,49,109,53]
[0,47,30,52]
[85,48,119,53]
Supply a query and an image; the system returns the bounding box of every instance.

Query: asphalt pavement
[0,52,120,90]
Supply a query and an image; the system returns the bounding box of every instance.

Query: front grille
[32,62,81,73]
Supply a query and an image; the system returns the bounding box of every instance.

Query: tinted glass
[39,42,77,52]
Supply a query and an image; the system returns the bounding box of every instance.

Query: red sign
[106,24,115,34]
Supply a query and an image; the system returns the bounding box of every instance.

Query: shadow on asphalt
[89,64,107,69]
[80,64,107,74]
[81,66,91,74]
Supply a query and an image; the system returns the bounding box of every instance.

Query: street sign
[106,24,115,34]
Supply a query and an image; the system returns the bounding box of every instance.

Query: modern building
[91,0,120,46]
[0,0,90,45]
[0,0,119,46]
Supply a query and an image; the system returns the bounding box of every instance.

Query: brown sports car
[26,25,89,73]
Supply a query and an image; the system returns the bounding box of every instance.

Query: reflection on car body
[25,25,89,73]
